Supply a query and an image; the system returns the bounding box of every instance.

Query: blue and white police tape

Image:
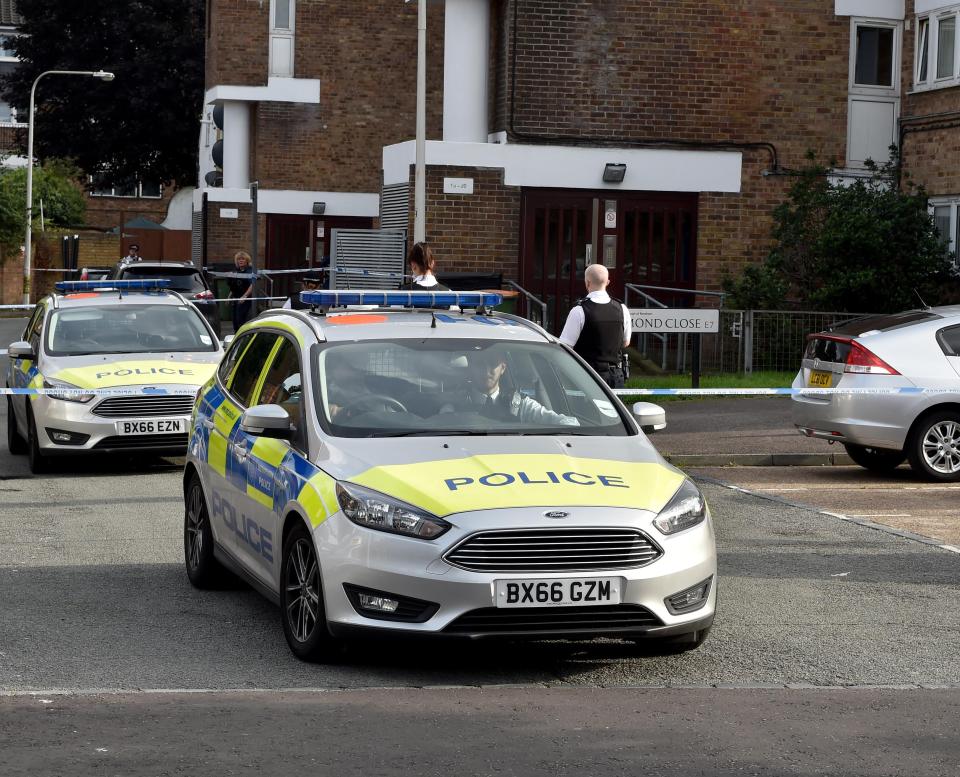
[1,386,957,398]
[0,386,199,397]
[612,387,958,396]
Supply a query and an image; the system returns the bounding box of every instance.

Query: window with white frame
[269,0,295,77]
[915,5,960,89]
[847,18,901,168]
[929,196,960,259]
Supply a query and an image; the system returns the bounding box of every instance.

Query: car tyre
[633,626,711,655]
[6,397,26,455]
[280,522,342,663]
[843,443,906,473]
[26,408,51,474]
[184,473,228,588]
[907,410,960,482]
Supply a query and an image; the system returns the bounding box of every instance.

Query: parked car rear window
[829,311,941,336]
[937,325,960,356]
[119,266,208,293]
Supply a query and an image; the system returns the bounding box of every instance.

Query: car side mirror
[222,334,235,348]
[7,340,35,360]
[240,404,294,440]
[632,401,666,434]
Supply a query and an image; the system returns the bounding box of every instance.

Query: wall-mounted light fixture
[603,163,627,183]
[313,201,326,215]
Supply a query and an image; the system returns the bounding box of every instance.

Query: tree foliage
[724,154,956,312]
[0,161,85,248]
[1,0,204,186]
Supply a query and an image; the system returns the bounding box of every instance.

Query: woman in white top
[405,242,450,291]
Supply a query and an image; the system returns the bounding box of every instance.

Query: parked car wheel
[280,522,342,663]
[6,397,26,455]
[26,408,51,474]
[184,473,228,588]
[843,443,906,473]
[907,410,960,482]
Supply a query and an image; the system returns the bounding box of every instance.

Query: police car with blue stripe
[184,290,716,661]
[5,280,223,472]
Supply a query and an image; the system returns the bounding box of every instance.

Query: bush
[724,153,956,312]
[0,160,85,247]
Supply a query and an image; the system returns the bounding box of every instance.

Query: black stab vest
[573,297,623,372]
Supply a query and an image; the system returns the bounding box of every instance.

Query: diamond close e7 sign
[628,309,720,333]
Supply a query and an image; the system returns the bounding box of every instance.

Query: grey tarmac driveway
[1,688,958,777]
[0,469,958,691]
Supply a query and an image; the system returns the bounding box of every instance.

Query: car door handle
[231,442,248,462]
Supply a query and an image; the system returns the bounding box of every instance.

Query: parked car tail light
[844,340,899,375]
[192,290,214,300]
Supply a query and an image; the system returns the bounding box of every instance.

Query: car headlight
[42,377,95,403]
[653,479,707,535]
[336,482,451,540]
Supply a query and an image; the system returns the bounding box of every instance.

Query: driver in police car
[444,348,579,426]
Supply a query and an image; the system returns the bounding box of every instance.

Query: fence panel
[633,309,867,375]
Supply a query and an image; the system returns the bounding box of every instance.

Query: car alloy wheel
[6,397,26,455]
[285,537,320,642]
[26,408,50,474]
[922,419,960,475]
[280,523,341,662]
[908,410,960,482]
[183,474,226,588]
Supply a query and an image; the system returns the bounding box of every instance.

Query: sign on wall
[443,177,474,195]
[219,208,239,219]
[629,309,720,333]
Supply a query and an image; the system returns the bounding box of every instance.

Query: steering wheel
[339,394,408,418]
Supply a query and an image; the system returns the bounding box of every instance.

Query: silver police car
[5,281,222,472]
[792,307,960,480]
[183,291,716,662]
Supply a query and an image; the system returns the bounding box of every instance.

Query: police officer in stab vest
[559,264,632,388]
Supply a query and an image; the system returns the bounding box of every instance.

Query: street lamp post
[23,69,115,306]
[413,0,426,244]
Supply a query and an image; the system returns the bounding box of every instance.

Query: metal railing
[505,280,548,331]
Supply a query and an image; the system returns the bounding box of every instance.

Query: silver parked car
[792,307,960,480]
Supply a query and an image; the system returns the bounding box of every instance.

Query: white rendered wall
[382,140,743,193]
[443,0,490,142]
[835,1,904,19]
[222,101,250,189]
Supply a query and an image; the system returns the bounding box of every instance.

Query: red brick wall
[207,0,269,87]
[408,165,521,281]
[901,1,960,196]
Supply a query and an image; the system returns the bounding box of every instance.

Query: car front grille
[443,528,662,573]
[93,395,195,418]
[93,433,189,451]
[443,605,662,636]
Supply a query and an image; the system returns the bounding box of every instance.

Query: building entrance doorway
[265,214,374,298]
[520,190,698,332]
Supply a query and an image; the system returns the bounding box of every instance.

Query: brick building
[199,1,941,330]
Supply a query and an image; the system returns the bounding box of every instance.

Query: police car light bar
[300,290,503,309]
[54,279,172,293]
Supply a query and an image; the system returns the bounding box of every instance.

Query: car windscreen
[312,339,631,438]
[45,303,217,356]
[119,267,207,293]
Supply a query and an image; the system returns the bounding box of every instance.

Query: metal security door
[520,193,592,333]
[619,194,698,306]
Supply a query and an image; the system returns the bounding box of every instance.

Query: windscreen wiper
[376,429,490,437]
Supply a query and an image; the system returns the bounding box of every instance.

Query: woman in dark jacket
[405,242,450,291]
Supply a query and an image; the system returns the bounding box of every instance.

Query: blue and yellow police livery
[183,291,716,662]
[5,281,223,472]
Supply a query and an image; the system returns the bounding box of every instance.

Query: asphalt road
[2,315,959,774]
